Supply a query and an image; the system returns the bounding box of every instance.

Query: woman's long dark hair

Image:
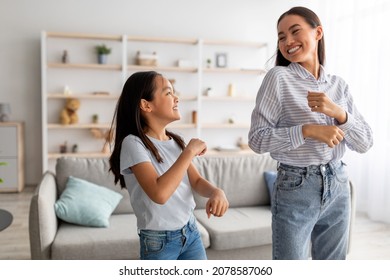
[275,6,325,67]
[109,71,186,189]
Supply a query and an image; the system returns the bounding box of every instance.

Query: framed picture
[215,53,228,68]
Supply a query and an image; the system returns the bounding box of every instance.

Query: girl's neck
[145,128,170,141]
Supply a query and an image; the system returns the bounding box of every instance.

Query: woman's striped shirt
[248,62,373,167]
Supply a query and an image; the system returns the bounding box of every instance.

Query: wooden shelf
[127,65,197,73]
[47,93,119,100]
[128,36,198,45]
[48,123,111,129]
[46,32,122,41]
[48,63,122,71]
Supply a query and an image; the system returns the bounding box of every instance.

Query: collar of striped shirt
[288,62,329,83]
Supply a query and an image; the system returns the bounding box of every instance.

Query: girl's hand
[205,189,229,218]
[185,138,207,156]
[302,124,345,148]
[307,91,347,124]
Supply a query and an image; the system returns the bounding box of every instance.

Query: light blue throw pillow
[264,171,277,204]
[54,176,123,227]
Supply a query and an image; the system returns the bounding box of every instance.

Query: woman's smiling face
[277,14,323,69]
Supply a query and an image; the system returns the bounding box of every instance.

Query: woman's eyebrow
[278,23,301,36]
[288,24,301,31]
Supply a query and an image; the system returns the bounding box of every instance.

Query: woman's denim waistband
[278,161,343,176]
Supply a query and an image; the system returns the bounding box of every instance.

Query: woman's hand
[307,91,347,124]
[302,124,345,148]
[205,188,229,218]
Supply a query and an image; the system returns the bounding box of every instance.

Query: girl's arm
[187,163,229,218]
[130,138,206,205]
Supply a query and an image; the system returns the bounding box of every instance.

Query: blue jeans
[138,216,207,260]
[271,161,350,260]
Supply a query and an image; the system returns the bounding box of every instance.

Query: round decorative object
[0,209,13,231]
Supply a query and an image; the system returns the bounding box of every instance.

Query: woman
[109,71,228,260]
[248,6,373,259]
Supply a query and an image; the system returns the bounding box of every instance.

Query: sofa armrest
[29,171,59,259]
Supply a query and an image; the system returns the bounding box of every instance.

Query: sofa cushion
[194,206,272,250]
[54,176,123,227]
[51,214,210,260]
[56,157,133,214]
[52,214,139,259]
[193,154,277,208]
[196,220,211,249]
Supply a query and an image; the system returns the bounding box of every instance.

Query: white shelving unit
[41,31,268,172]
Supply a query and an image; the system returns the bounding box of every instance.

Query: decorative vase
[98,54,107,64]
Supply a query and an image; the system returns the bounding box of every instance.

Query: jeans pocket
[140,233,165,254]
[277,170,305,191]
[335,162,348,184]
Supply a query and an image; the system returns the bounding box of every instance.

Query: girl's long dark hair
[275,6,325,67]
[109,71,185,189]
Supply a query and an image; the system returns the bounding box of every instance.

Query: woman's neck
[300,60,320,80]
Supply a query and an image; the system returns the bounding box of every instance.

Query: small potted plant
[92,114,99,124]
[206,58,212,68]
[95,44,111,64]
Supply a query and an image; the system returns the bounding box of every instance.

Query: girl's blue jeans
[138,216,207,260]
[272,161,350,260]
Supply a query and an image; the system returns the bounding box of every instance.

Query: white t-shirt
[120,134,195,230]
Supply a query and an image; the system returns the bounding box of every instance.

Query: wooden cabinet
[41,31,268,172]
[0,122,24,192]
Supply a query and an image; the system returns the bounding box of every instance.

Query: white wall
[0,0,317,185]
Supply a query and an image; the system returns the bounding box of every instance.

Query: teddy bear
[60,98,80,125]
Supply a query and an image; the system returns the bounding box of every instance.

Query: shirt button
[321,166,326,172]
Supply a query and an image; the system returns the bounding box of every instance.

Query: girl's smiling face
[277,14,323,72]
[148,76,180,124]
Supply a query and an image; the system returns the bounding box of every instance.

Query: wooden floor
[1,185,390,260]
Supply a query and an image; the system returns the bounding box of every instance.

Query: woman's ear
[140,99,152,112]
[316,26,323,40]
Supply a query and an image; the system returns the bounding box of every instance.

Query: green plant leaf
[95,44,111,55]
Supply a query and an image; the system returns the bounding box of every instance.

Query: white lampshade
[0,103,11,122]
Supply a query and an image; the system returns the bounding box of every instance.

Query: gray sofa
[29,153,355,260]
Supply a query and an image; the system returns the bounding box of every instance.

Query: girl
[109,71,228,260]
[248,7,373,260]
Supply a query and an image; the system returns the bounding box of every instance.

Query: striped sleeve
[248,68,305,154]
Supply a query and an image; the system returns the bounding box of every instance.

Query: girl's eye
[278,36,286,42]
